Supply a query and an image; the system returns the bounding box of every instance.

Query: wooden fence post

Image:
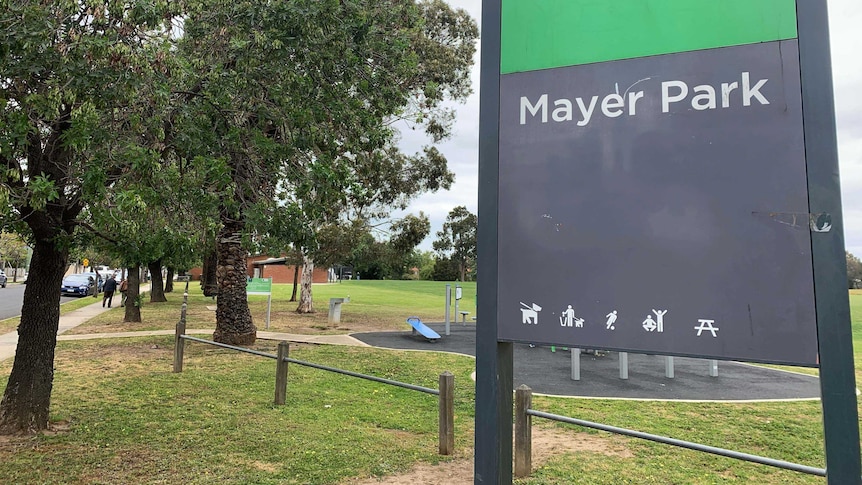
[173,318,186,373]
[514,384,533,478]
[438,371,455,455]
[275,341,289,405]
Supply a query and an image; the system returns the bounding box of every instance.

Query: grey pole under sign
[798,1,861,483]
[476,0,511,483]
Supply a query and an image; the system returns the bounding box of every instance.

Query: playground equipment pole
[454,285,461,328]
[445,284,451,336]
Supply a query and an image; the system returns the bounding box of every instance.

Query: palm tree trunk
[213,218,256,344]
[201,249,218,298]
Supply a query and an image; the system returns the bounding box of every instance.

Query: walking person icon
[605,310,618,330]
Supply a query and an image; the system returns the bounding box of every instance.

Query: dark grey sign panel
[497,40,817,365]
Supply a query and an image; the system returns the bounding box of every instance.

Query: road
[0,284,80,321]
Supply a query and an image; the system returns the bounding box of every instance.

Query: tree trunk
[164,267,174,293]
[290,264,299,302]
[296,255,314,313]
[92,267,101,298]
[0,240,68,434]
[148,260,167,302]
[123,266,142,323]
[213,218,256,345]
[201,249,218,298]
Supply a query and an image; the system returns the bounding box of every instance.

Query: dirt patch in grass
[0,420,72,447]
[342,426,633,484]
[65,303,404,336]
[52,341,176,380]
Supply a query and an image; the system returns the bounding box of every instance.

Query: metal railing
[514,385,826,478]
[171,285,455,455]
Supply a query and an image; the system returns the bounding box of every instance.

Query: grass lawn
[0,281,858,484]
[66,279,476,336]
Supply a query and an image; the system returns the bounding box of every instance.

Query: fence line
[514,385,826,478]
[172,288,454,454]
[179,334,440,395]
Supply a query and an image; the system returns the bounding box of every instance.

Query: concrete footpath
[0,298,367,364]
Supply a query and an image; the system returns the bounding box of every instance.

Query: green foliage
[0,232,29,268]
[26,174,60,211]
[176,0,477,264]
[847,251,862,289]
[0,0,478,434]
[431,256,460,281]
[343,214,430,280]
[416,250,437,280]
[433,206,477,281]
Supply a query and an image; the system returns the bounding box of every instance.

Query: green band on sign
[501,0,798,74]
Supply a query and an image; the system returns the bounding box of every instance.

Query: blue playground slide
[406,316,441,342]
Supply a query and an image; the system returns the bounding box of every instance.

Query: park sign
[477,1,860,482]
[494,0,836,367]
[246,277,272,295]
[247,277,273,328]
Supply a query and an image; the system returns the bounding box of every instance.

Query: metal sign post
[798,2,861,482]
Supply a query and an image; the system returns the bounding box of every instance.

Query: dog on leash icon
[520,302,542,324]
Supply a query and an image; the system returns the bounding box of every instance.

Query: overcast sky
[397,1,862,258]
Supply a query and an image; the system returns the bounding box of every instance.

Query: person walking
[102,275,118,308]
[119,277,128,307]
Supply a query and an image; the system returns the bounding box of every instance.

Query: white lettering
[742,72,769,106]
[692,84,716,110]
[601,94,625,118]
[552,99,573,122]
[520,95,548,124]
[721,82,738,108]
[628,91,644,116]
[575,96,599,126]
[662,81,688,113]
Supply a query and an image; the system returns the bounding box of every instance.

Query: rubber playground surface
[352,322,822,401]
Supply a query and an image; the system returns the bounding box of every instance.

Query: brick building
[188,255,330,284]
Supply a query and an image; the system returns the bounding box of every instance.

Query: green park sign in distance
[246,277,272,294]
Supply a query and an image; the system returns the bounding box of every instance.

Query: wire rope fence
[171,284,455,455]
[513,385,826,479]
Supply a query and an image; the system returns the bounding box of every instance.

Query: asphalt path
[0,284,81,321]
[353,322,822,401]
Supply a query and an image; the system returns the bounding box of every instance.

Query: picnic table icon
[520,302,542,324]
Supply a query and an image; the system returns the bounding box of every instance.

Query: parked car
[0,270,7,288]
[84,272,105,291]
[60,274,98,297]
